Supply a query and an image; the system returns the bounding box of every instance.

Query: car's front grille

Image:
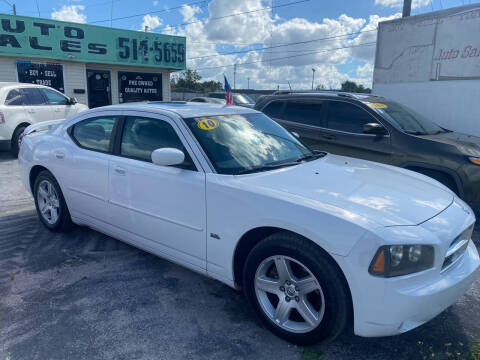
[441,224,475,272]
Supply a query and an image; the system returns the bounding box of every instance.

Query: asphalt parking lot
[1,152,479,360]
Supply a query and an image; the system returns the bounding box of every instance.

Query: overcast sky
[5,0,470,90]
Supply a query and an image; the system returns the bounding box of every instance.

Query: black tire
[33,170,73,232]
[243,232,351,345]
[10,125,27,157]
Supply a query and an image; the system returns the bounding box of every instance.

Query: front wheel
[34,170,73,232]
[243,232,351,345]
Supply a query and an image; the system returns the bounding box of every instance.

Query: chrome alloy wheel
[254,255,325,333]
[37,179,60,225]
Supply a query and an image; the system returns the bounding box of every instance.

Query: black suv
[255,91,480,214]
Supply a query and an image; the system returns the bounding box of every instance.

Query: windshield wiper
[236,162,300,175]
[236,152,326,175]
[405,131,427,135]
[294,151,327,163]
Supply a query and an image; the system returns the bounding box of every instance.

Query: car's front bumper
[334,198,479,337]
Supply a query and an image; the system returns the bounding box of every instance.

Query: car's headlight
[369,245,434,277]
[469,157,480,166]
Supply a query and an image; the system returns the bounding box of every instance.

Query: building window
[16,61,65,93]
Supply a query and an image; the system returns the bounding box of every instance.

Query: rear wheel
[33,170,73,232]
[243,232,351,345]
[10,125,27,157]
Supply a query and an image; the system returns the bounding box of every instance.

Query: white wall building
[373,4,480,136]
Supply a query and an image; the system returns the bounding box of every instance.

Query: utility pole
[247,77,250,90]
[402,0,411,17]
[110,0,114,27]
[144,26,149,32]
[311,68,316,90]
[233,63,237,90]
[12,3,16,15]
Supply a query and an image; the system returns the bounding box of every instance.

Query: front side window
[120,116,195,170]
[5,89,26,105]
[21,88,46,105]
[42,88,69,105]
[283,101,323,126]
[183,113,314,175]
[326,101,377,134]
[71,117,116,152]
[262,100,285,119]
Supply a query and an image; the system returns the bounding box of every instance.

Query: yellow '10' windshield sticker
[197,118,219,130]
[366,102,388,109]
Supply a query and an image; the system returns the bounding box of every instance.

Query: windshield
[183,113,314,175]
[366,100,447,135]
[233,94,254,104]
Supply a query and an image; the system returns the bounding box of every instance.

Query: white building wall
[374,80,480,136]
[0,56,172,106]
[373,4,480,136]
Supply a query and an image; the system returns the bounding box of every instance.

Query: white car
[18,102,479,344]
[0,82,88,155]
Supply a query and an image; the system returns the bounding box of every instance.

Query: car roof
[261,91,385,103]
[0,82,51,90]
[91,101,258,118]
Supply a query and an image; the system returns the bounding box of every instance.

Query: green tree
[171,70,223,93]
[172,69,202,91]
[340,80,371,93]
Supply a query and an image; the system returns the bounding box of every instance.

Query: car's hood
[235,154,454,227]
[420,131,480,157]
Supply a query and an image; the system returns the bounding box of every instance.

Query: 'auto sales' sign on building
[0,14,186,70]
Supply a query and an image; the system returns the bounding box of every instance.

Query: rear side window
[282,101,323,126]
[22,88,46,105]
[5,89,26,105]
[71,117,116,152]
[42,88,69,105]
[120,116,195,170]
[326,101,377,134]
[262,100,285,118]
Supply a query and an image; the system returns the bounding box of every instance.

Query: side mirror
[363,122,387,136]
[69,97,78,105]
[291,131,300,139]
[151,148,185,166]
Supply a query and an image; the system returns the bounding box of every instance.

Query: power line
[187,28,377,60]
[190,42,377,71]
[89,0,207,24]
[157,0,309,32]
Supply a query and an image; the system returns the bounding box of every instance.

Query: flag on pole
[224,75,234,105]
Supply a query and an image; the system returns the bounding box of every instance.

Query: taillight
[0,112,5,124]
[18,129,35,149]
[18,132,25,148]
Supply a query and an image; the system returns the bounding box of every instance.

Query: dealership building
[0,14,186,107]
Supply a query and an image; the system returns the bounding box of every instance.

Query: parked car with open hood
[255,91,480,215]
[0,82,88,155]
[18,102,479,344]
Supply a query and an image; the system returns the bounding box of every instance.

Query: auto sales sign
[0,14,186,70]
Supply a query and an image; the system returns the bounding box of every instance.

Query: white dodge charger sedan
[18,102,479,344]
